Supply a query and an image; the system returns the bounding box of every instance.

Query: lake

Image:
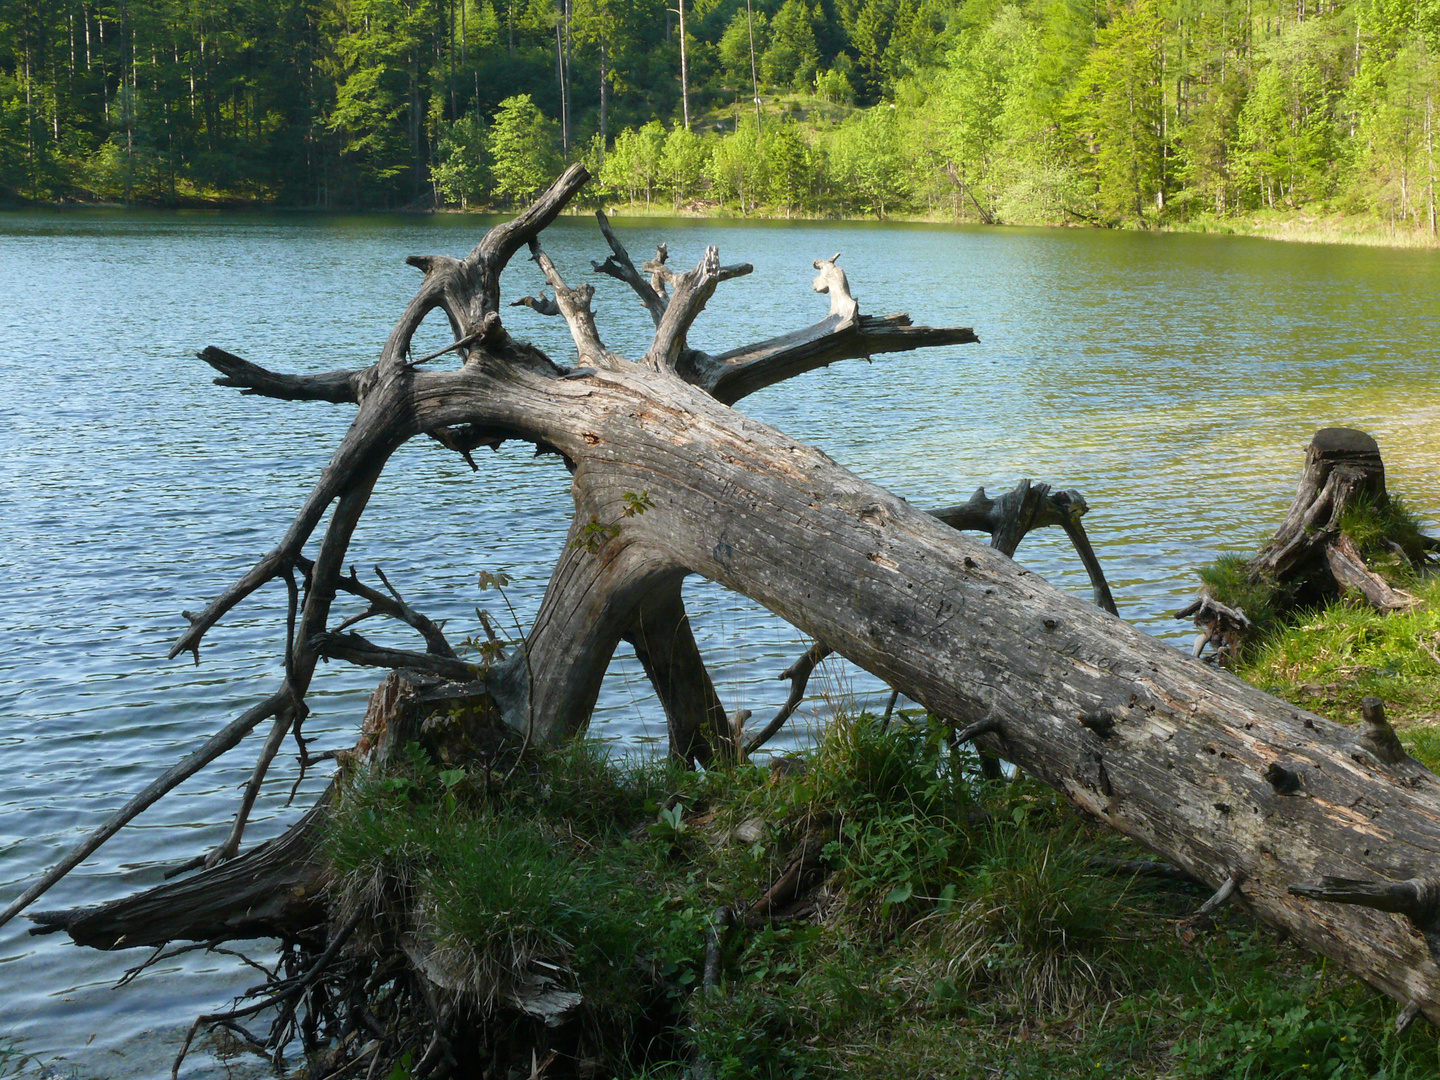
[1,209,1437,1075]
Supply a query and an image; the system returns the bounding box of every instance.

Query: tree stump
[1253,427,1420,611]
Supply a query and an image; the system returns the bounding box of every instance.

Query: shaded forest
[0,0,1436,228]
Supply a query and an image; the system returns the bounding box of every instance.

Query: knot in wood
[1360,697,1409,766]
[1263,762,1304,795]
[1078,709,1116,737]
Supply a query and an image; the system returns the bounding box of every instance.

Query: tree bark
[1250,426,1419,610]
[15,169,1440,1031]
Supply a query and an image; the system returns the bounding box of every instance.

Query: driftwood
[13,170,1440,1040]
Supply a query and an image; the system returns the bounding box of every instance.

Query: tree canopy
[0,0,1436,230]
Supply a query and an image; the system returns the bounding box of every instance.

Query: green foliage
[602,120,666,204]
[431,116,489,207]
[1065,0,1164,221]
[659,125,710,208]
[1172,942,1435,1080]
[763,1,821,90]
[1197,490,1436,663]
[1338,492,1433,580]
[828,105,909,217]
[0,1037,31,1078]
[3,0,1437,225]
[813,63,858,105]
[719,10,768,86]
[488,94,560,205]
[324,691,1440,1078]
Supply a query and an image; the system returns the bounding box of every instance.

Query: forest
[0,0,1436,229]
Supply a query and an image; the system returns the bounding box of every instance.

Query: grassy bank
[587,201,1440,251]
[9,194,1437,253]
[322,631,1440,1078]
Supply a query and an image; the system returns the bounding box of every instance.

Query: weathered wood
[28,794,332,950]
[1182,428,1429,663]
[1248,427,1422,613]
[1255,427,1387,582]
[15,171,1440,1033]
[1176,595,1252,662]
[755,478,1119,755]
[624,578,736,766]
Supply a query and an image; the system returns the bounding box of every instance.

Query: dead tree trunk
[1180,427,1438,661]
[13,169,1440,1031]
[1253,427,1426,611]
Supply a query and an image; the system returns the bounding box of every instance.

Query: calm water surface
[1,210,1437,1074]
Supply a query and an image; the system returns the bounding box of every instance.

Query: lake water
[1,210,1437,1075]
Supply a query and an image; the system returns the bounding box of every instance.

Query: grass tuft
[1196,553,1293,646]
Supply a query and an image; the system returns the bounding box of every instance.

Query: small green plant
[622,490,654,517]
[571,492,652,552]
[1196,553,1291,648]
[650,801,689,845]
[321,692,1440,1080]
[476,569,511,591]
[0,1038,32,1079]
[572,514,622,552]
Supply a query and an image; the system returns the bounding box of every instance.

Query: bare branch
[200,347,365,404]
[383,255,469,365]
[641,242,670,299]
[1291,875,1440,964]
[473,164,591,293]
[408,330,482,366]
[0,691,285,931]
[312,631,474,680]
[208,707,299,868]
[509,292,561,316]
[745,641,832,756]
[591,210,666,326]
[643,246,753,373]
[811,253,857,320]
[170,397,416,662]
[1056,499,1120,616]
[700,313,978,405]
[327,562,458,659]
[527,239,626,370]
[624,585,735,767]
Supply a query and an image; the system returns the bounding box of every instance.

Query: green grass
[325,703,1440,1078]
[1338,494,1435,584]
[1196,553,1296,646]
[1195,492,1436,663]
[1237,575,1440,744]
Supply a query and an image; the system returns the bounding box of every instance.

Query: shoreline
[6,197,1437,250]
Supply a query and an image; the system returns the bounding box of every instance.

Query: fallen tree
[12,167,1440,1052]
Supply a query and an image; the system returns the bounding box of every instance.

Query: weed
[0,1039,31,1079]
[1197,553,1293,646]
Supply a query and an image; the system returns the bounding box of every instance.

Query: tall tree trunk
[677,0,689,129]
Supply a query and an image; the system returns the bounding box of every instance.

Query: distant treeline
[1,0,1436,228]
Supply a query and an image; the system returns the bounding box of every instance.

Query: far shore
[5,196,1437,250]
